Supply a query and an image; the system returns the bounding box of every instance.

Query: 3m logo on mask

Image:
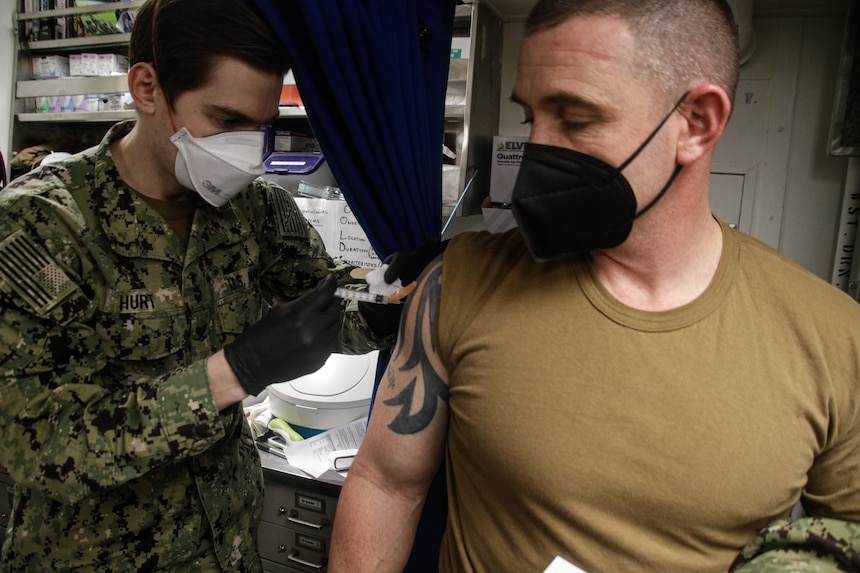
[202,180,222,197]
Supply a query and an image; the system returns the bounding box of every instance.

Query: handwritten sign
[293,197,382,268]
[832,161,860,297]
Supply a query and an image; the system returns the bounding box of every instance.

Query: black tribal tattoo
[383,263,449,435]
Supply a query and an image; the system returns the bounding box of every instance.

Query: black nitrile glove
[358,299,402,340]
[224,275,340,396]
[383,236,449,286]
[358,237,448,340]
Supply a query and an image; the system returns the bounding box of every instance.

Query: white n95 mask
[171,127,266,207]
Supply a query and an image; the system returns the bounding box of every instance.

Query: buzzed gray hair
[525,0,740,106]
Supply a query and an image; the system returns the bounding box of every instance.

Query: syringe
[334,287,387,305]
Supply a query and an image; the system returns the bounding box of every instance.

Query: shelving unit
[9,1,143,175]
[445,1,503,217]
[9,1,501,215]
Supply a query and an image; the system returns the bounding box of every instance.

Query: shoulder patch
[271,189,310,239]
[0,229,77,314]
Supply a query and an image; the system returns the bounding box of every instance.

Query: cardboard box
[30,55,69,78]
[84,95,101,112]
[58,94,75,112]
[489,136,528,204]
[54,0,68,40]
[97,54,129,76]
[480,196,519,234]
[481,207,518,234]
[450,37,471,59]
[22,0,36,42]
[72,94,88,112]
[74,0,124,37]
[98,94,124,112]
[31,97,49,113]
[70,53,99,77]
[273,131,319,153]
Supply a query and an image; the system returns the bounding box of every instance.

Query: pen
[255,441,286,458]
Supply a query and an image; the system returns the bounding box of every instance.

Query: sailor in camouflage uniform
[0,0,403,570]
[731,517,860,572]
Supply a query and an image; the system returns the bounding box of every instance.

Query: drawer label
[296,533,326,553]
[295,493,325,514]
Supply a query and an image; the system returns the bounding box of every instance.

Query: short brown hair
[525,0,739,105]
[129,0,291,106]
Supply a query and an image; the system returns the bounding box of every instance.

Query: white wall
[1,0,15,180]
[779,15,851,279]
[496,11,853,283]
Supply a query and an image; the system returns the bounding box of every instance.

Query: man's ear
[675,85,732,166]
[127,62,160,116]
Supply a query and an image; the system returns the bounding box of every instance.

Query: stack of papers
[274,418,366,478]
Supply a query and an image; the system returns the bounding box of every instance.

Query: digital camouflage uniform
[731,517,860,572]
[0,121,388,572]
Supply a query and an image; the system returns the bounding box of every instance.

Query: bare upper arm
[351,256,449,491]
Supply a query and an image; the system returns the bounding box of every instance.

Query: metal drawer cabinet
[261,558,308,573]
[259,468,342,573]
[259,520,331,572]
[260,473,340,537]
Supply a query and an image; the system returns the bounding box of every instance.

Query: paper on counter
[543,557,588,573]
[283,418,367,478]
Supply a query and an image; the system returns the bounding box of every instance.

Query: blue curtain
[254,1,456,571]
[255,0,454,258]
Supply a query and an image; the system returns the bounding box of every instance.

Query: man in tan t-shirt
[328,1,860,571]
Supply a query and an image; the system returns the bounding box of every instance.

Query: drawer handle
[288,550,326,570]
[287,511,328,530]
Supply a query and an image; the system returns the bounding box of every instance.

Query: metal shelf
[21,106,314,123]
[455,4,472,18]
[21,33,131,52]
[278,106,465,120]
[17,110,136,123]
[16,1,142,52]
[445,104,466,119]
[16,0,145,20]
[278,106,308,118]
[17,75,128,98]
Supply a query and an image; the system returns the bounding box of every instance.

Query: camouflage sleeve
[730,517,860,572]
[0,203,225,504]
[254,179,393,353]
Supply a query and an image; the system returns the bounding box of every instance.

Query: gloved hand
[224,275,340,396]
[358,237,449,340]
[383,236,449,286]
[358,299,403,340]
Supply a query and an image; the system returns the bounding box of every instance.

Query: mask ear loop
[633,164,683,220]
[618,91,690,172]
[619,91,690,220]
[151,0,179,133]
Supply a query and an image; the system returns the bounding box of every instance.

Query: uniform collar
[90,122,249,265]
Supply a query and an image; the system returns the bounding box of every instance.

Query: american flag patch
[0,230,77,314]
[271,190,309,238]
